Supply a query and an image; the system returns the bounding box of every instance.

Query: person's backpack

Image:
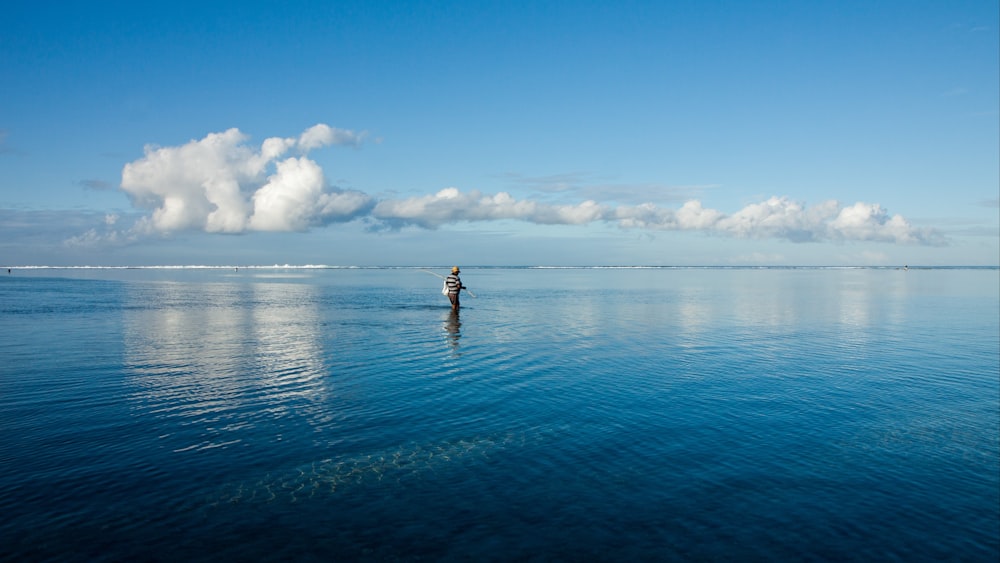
[442,281,449,295]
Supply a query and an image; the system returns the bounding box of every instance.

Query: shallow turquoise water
[1,267,997,561]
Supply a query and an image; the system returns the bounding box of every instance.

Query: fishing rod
[421,269,476,298]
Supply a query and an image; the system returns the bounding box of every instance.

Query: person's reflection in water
[444,309,461,354]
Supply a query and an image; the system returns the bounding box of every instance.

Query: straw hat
[452,266,460,273]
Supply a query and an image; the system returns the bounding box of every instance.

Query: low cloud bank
[114,125,940,245]
[372,188,936,246]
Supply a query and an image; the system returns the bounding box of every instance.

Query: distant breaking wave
[3,265,997,270]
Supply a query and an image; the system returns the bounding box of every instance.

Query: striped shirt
[445,273,462,295]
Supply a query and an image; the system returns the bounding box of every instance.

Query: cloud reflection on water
[122,280,333,451]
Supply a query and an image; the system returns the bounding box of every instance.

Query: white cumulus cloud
[829,202,922,243]
[120,125,372,234]
[298,123,366,150]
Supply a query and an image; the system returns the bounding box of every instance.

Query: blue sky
[1,0,997,266]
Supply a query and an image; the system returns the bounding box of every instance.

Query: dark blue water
[1,267,997,561]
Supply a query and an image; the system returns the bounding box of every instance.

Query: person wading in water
[445,266,466,310]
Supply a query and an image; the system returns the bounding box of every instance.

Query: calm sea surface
[1,267,997,561]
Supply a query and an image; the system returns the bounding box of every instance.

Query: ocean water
[1,266,997,561]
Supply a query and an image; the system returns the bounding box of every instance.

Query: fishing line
[421,269,476,297]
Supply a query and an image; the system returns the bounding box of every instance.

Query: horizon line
[3,264,998,270]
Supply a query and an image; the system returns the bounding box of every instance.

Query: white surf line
[420,269,476,298]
